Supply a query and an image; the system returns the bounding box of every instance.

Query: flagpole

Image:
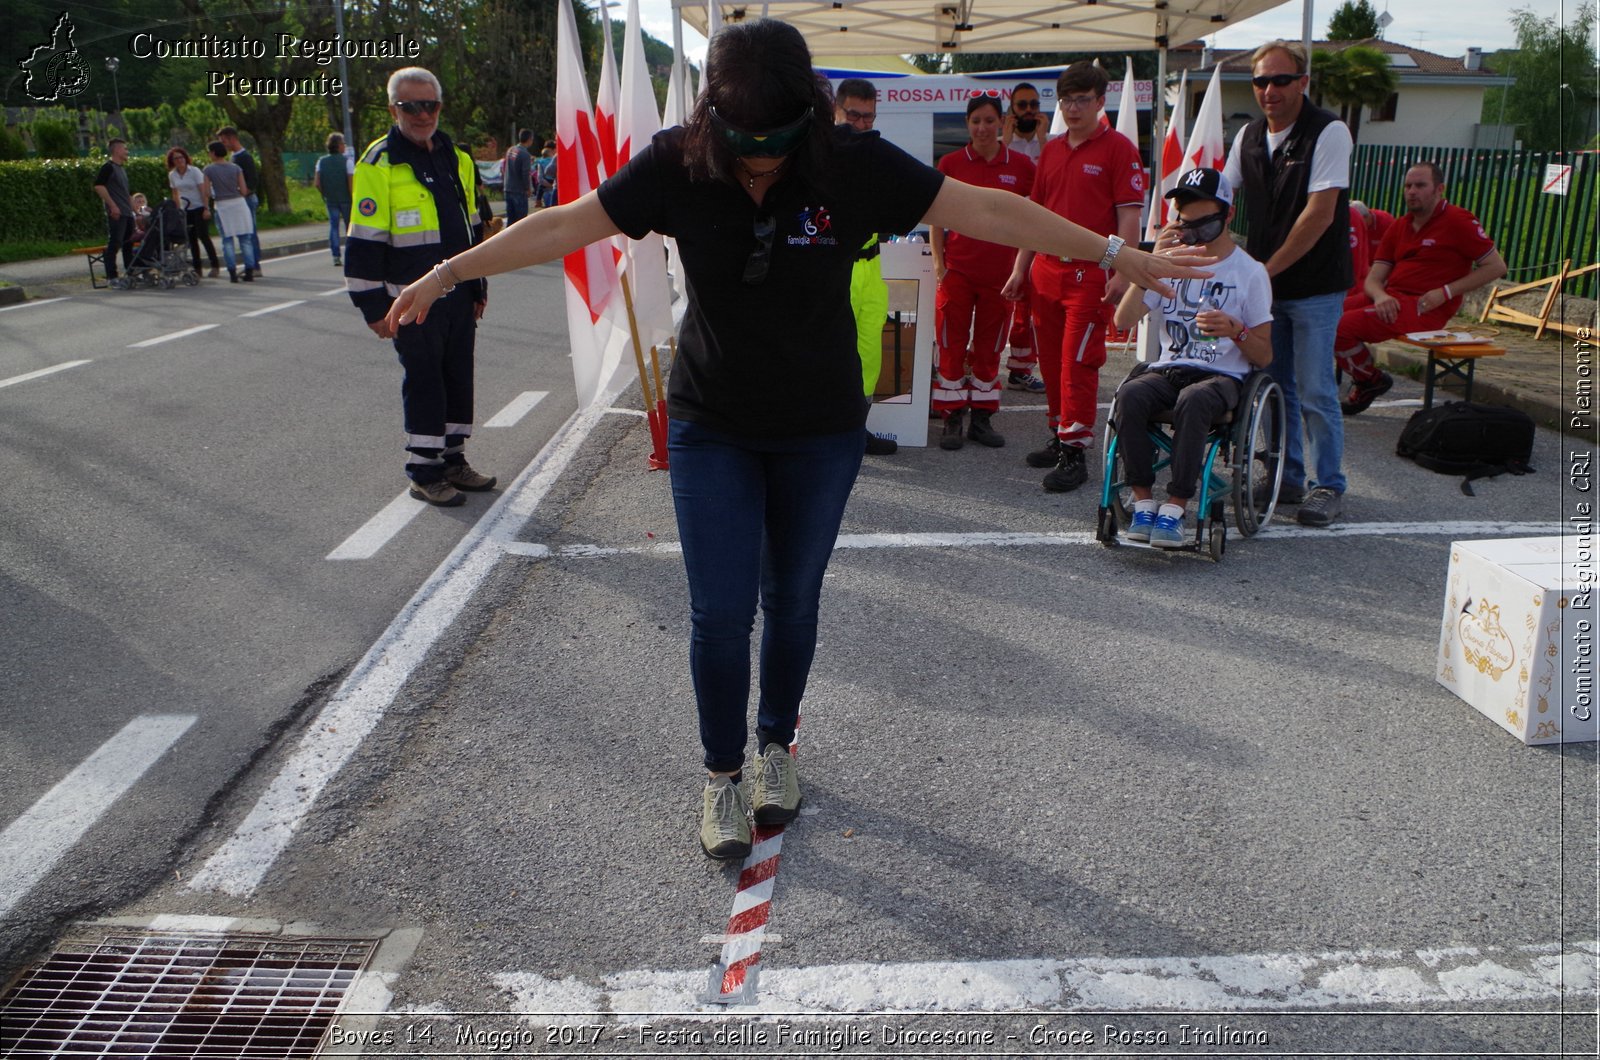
[619,271,670,469]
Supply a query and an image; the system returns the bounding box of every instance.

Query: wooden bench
[72,245,108,289]
[1396,335,1507,409]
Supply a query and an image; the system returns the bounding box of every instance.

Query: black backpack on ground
[1395,401,1536,495]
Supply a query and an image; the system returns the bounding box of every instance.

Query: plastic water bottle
[1192,285,1223,361]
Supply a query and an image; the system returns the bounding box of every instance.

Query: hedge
[0,158,173,244]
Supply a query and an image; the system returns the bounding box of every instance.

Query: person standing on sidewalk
[314,133,354,266]
[346,66,496,508]
[93,138,136,289]
[383,20,1212,863]
[217,126,263,277]
[1335,162,1506,415]
[202,140,257,283]
[1223,39,1352,527]
[1002,61,1144,492]
[503,129,535,226]
[167,146,220,277]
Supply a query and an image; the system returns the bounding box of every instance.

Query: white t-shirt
[1142,244,1274,379]
[168,166,207,211]
[1223,115,1352,194]
[1007,130,1046,161]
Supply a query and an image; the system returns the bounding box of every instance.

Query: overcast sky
[631,0,1577,66]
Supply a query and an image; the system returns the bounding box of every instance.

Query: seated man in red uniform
[1335,162,1506,415]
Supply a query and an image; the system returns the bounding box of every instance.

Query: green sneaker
[700,776,752,860]
[752,743,801,825]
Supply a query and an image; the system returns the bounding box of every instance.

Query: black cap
[1165,167,1234,208]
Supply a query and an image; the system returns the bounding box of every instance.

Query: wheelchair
[1095,369,1286,561]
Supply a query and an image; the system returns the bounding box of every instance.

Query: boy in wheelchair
[1110,169,1274,548]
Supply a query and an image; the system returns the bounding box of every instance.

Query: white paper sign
[1542,163,1572,195]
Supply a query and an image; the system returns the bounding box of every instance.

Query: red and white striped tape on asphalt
[703,730,801,1005]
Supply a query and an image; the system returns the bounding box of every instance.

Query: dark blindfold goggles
[709,106,812,158]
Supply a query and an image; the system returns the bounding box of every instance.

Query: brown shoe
[443,463,497,491]
[409,478,465,507]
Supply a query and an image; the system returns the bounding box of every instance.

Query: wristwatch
[1098,234,1124,271]
[1234,325,1250,343]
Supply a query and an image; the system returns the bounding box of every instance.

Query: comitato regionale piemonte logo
[18,12,92,102]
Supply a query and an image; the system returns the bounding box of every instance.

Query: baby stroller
[128,199,200,289]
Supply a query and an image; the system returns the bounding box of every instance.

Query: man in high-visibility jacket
[346,66,494,507]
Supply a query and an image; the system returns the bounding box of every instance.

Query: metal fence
[1350,145,1598,300]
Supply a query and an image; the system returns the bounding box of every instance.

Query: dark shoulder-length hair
[680,18,834,187]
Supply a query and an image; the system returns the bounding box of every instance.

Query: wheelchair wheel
[1209,520,1226,562]
[1096,505,1119,545]
[181,272,199,287]
[1101,420,1135,531]
[1231,374,1286,537]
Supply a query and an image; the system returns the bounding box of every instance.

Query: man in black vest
[1223,40,1351,527]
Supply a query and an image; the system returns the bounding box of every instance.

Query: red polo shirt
[1377,200,1496,304]
[1367,208,1395,259]
[936,144,1035,287]
[1029,125,1143,277]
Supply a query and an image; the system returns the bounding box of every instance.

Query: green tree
[1327,0,1382,41]
[178,96,226,148]
[1483,3,1598,150]
[121,107,159,148]
[1312,45,1398,145]
[30,118,78,158]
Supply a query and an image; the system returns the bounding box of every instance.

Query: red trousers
[1005,279,1036,372]
[933,267,1007,414]
[1335,294,1453,381]
[1032,260,1108,446]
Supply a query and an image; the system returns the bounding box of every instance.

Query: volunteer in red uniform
[1003,61,1144,491]
[930,95,1036,450]
[1335,162,1506,415]
[1352,199,1395,262]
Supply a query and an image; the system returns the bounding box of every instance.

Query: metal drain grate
[0,932,377,1058]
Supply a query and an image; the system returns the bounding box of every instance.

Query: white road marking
[326,490,427,561]
[499,523,1570,563]
[317,287,347,297]
[606,407,648,418]
[483,390,549,428]
[493,940,1599,1019]
[241,299,307,318]
[190,377,634,897]
[128,324,218,348]
[0,360,91,391]
[0,297,70,313]
[0,714,196,920]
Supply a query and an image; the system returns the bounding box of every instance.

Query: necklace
[737,157,788,189]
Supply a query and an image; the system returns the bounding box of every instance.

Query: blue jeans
[245,193,262,267]
[214,209,259,274]
[504,193,528,226]
[1268,290,1347,494]
[668,418,865,773]
[325,200,350,260]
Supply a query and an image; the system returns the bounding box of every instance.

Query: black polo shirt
[598,126,943,437]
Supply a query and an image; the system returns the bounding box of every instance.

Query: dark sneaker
[228,269,239,283]
[1126,508,1157,543]
[864,433,898,456]
[1149,511,1187,549]
[1341,372,1394,416]
[409,478,466,507]
[1296,486,1343,527]
[1025,437,1063,468]
[751,743,801,825]
[332,257,342,266]
[700,776,752,860]
[444,463,497,491]
[1254,480,1305,507]
[967,411,1005,448]
[241,270,254,282]
[939,411,966,451]
[108,277,130,290]
[1042,445,1088,492]
[1007,371,1046,393]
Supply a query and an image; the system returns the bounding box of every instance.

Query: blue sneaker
[1007,371,1046,393]
[1149,512,1187,549]
[1126,508,1157,542]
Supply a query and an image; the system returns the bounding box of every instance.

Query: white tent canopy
[670,1,1293,56]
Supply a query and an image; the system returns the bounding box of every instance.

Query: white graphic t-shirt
[1142,246,1274,379]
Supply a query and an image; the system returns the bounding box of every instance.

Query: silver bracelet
[1098,234,1125,271]
[432,262,456,294]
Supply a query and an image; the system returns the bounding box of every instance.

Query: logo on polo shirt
[787,205,837,246]
[1131,170,1145,192]
[999,174,1018,186]
[1082,163,1104,176]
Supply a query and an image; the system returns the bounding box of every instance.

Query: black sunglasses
[1251,73,1303,89]
[395,99,442,115]
[1011,99,1040,111]
[743,216,776,285]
